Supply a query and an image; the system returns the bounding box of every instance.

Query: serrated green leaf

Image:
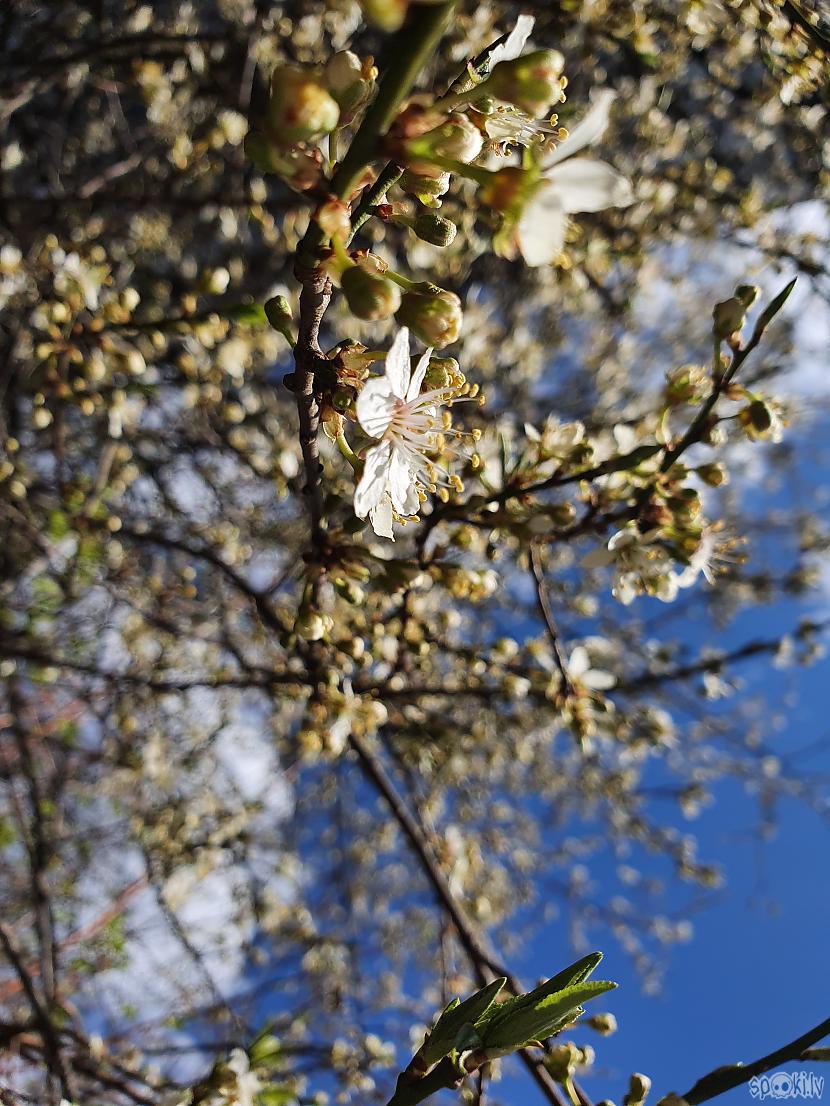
[753,278,797,338]
[480,979,616,1055]
[421,976,507,1066]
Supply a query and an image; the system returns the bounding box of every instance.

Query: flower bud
[735,283,760,308]
[399,169,451,208]
[316,198,352,241]
[395,285,463,348]
[624,1074,652,1106]
[341,261,402,321]
[404,113,484,171]
[741,398,772,433]
[267,66,340,145]
[696,462,727,487]
[487,49,565,116]
[295,610,327,641]
[411,210,458,246]
[712,296,746,340]
[325,51,376,122]
[265,295,294,343]
[585,1012,618,1036]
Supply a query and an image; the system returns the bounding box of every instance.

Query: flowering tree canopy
[1,2,829,1106]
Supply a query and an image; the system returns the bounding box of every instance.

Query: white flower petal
[544,89,617,167]
[387,445,415,513]
[357,377,397,438]
[583,668,616,691]
[406,347,433,402]
[489,14,535,67]
[370,496,394,539]
[354,440,392,518]
[582,545,615,568]
[517,191,567,266]
[384,326,411,399]
[569,645,590,678]
[548,158,633,214]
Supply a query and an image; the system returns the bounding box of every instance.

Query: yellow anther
[468,383,480,398]
[438,487,450,503]
[471,427,482,441]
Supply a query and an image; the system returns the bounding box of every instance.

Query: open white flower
[354,326,450,540]
[487,14,535,69]
[583,526,678,606]
[515,90,633,267]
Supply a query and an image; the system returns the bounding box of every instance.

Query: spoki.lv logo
[749,1072,824,1100]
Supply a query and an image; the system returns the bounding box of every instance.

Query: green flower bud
[265,295,292,330]
[712,296,746,340]
[395,285,463,348]
[487,49,566,116]
[399,169,451,207]
[411,210,458,247]
[341,262,402,321]
[267,66,340,145]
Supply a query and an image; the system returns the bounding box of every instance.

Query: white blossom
[516,91,633,266]
[487,14,535,69]
[582,526,678,605]
[226,1049,262,1106]
[354,327,451,540]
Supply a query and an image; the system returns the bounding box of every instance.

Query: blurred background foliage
[0,2,828,1105]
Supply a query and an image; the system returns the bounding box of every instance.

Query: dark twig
[680,1016,830,1105]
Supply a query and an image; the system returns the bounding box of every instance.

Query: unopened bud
[316,198,352,241]
[325,51,376,122]
[487,49,566,116]
[295,610,326,641]
[743,398,772,432]
[624,1074,652,1106]
[245,133,323,190]
[265,295,294,343]
[697,462,727,487]
[411,210,458,246]
[267,66,340,145]
[399,169,451,207]
[395,285,463,348]
[712,296,746,340]
[341,262,402,320]
[585,1012,618,1036]
[405,113,484,171]
[735,283,760,308]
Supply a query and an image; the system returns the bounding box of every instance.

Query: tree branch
[680,1016,830,1104]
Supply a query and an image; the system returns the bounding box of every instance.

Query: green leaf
[475,953,603,1034]
[753,278,797,339]
[480,979,617,1055]
[421,976,507,1066]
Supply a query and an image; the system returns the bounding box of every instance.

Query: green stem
[347,162,404,245]
[297,1,459,266]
